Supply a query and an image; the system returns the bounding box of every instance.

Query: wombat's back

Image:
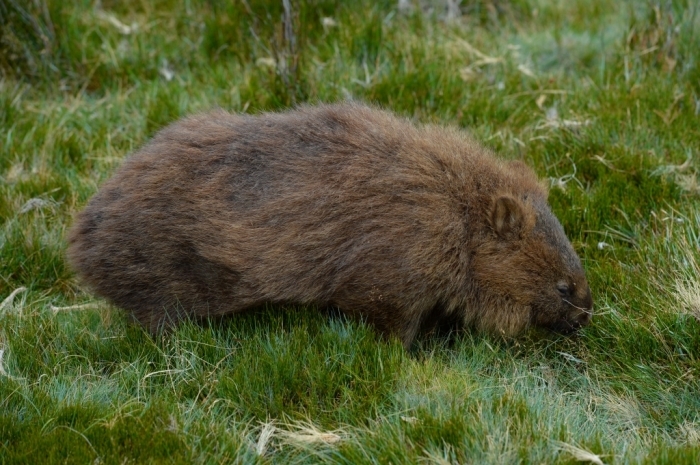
[68,103,579,346]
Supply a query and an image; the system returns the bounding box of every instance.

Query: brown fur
[67,103,593,348]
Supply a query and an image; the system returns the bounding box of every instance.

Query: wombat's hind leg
[396,317,423,350]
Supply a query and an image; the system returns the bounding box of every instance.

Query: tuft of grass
[2,0,700,463]
[0,0,57,80]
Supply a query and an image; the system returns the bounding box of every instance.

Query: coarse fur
[67,102,593,348]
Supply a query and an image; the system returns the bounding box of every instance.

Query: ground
[1,0,700,463]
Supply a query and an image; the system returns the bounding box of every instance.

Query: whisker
[562,299,592,313]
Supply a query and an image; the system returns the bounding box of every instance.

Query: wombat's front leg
[397,319,423,350]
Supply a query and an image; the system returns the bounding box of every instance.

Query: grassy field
[2,0,700,463]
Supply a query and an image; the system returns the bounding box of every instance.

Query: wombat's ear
[490,195,526,239]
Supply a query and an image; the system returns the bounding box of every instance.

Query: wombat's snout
[569,308,592,331]
[556,287,593,334]
[551,314,589,335]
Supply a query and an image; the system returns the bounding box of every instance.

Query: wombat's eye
[556,282,570,297]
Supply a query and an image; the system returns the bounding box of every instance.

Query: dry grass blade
[675,279,700,321]
[279,0,298,104]
[19,197,58,214]
[95,10,136,35]
[256,422,276,456]
[51,302,101,314]
[419,443,456,464]
[0,347,22,380]
[0,287,27,313]
[667,232,700,320]
[0,349,7,376]
[454,38,498,62]
[653,152,700,194]
[276,421,343,446]
[679,421,700,444]
[554,441,605,465]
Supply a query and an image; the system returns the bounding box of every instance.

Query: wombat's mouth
[547,317,587,335]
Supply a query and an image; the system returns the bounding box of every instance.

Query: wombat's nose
[575,310,592,327]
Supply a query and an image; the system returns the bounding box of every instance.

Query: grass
[1,0,700,462]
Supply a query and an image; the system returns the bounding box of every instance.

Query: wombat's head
[472,194,593,337]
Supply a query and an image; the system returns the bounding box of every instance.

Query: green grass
[2,0,700,463]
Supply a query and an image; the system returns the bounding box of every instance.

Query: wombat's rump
[67,103,592,348]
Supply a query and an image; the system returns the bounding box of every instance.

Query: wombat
[67,102,593,348]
